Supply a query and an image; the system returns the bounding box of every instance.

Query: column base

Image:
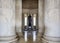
[42,35,60,43]
[0,35,18,43]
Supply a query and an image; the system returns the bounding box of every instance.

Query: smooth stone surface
[43,0,60,43]
[38,0,44,34]
[0,0,17,42]
[44,0,60,37]
[0,0,16,36]
[15,0,22,33]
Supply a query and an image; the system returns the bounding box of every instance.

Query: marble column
[38,0,44,36]
[42,0,60,43]
[0,0,17,43]
[15,0,22,36]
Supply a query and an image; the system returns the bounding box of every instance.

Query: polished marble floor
[17,33,42,43]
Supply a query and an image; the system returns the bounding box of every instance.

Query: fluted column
[15,0,22,36]
[38,0,44,36]
[42,0,60,43]
[0,0,17,43]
